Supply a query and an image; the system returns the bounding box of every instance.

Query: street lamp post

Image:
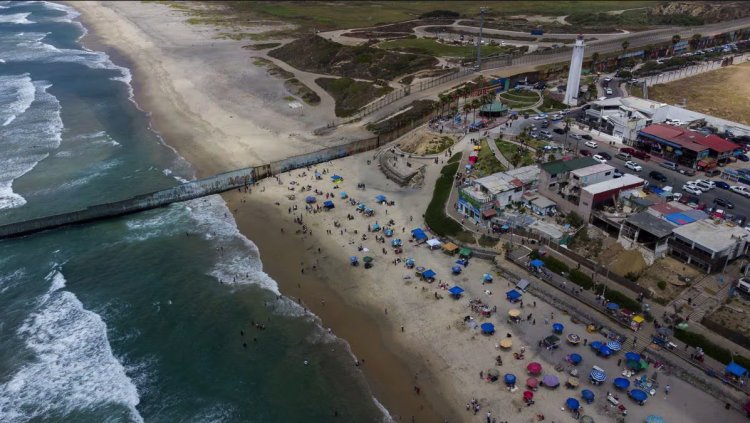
[476,7,488,70]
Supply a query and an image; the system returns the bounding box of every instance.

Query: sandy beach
[71,2,746,423]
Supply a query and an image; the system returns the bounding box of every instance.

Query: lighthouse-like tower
[563,35,586,106]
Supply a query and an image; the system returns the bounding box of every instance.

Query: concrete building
[636,124,742,169]
[670,220,750,273]
[577,174,645,221]
[458,165,539,222]
[563,35,585,106]
[539,157,599,204]
[618,211,675,264]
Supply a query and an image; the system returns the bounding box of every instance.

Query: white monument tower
[563,35,586,106]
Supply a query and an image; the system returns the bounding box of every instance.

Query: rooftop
[639,124,739,153]
[672,219,749,253]
[625,212,675,238]
[540,157,598,176]
[470,165,540,196]
[582,174,644,195]
[571,163,615,178]
[649,202,691,217]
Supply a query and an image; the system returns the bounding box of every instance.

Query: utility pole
[476,7,488,70]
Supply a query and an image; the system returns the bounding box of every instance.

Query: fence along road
[340,17,750,127]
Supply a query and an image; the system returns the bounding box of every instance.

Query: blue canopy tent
[530,259,544,268]
[581,389,595,404]
[598,345,612,357]
[375,194,386,203]
[405,258,415,268]
[568,353,582,365]
[391,239,402,247]
[589,341,603,351]
[481,323,495,334]
[628,389,648,404]
[305,196,316,203]
[504,373,517,386]
[323,200,334,209]
[506,289,522,302]
[350,256,359,266]
[339,191,348,199]
[645,416,665,423]
[624,352,641,362]
[451,265,462,275]
[384,228,394,237]
[371,223,381,232]
[590,368,606,383]
[606,341,621,352]
[552,323,564,334]
[606,302,620,311]
[448,286,464,297]
[483,273,493,282]
[565,398,580,411]
[422,269,436,280]
[726,362,749,378]
[411,228,428,241]
[613,377,630,390]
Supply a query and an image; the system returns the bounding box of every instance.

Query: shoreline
[72,2,455,421]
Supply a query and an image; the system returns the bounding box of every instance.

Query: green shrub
[565,212,584,228]
[424,162,463,236]
[569,269,594,290]
[657,280,667,290]
[605,289,641,312]
[674,329,750,369]
[541,256,569,275]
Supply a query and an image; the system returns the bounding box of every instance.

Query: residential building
[618,212,675,264]
[458,165,539,222]
[669,220,750,273]
[539,157,599,208]
[577,174,645,221]
[636,124,741,169]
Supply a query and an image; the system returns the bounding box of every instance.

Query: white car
[682,185,702,195]
[693,180,713,192]
[605,88,613,95]
[584,141,598,149]
[534,114,547,120]
[603,77,613,82]
[730,185,750,197]
[592,154,607,164]
[571,134,582,140]
[625,161,642,171]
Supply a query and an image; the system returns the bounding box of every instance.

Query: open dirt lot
[647,62,750,125]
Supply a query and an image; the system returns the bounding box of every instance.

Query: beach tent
[483,273,494,283]
[646,416,665,423]
[543,335,560,349]
[590,367,606,383]
[527,362,542,375]
[581,389,595,404]
[606,302,620,311]
[606,341,621,352]
[375,194,386,203]
[426,239,442,249]
[504,374,517,386]
[530,259,544,268]
[613,377,630,390]
[552,323,564,334]
[422,269,436,280]
[448,286,464,298]
[442,242,459,255]
[726,362,749,378]
[568,353,582,365]
[458,248,473,259]
[565,398,580,411]
[305,196,316,203]
[339,191,348,199]
[323,200,334,209]
[506,289,522,302]
[411,228,428,241]
[451,265,462,275]
[628,389,648,404]
[542,375,559,388]
[481,323,495,334]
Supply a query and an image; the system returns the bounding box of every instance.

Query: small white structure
[563,35,585,106]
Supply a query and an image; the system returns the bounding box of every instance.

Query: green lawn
[379,38,509,58]
[501,90,539,100]
[496,140,535,167]
[538,93,568,112]
[472,139,506,177]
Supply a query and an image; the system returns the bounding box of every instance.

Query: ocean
[0,2,386,422]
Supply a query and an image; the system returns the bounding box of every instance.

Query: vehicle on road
[625,161,642,171]
[592,154,607,164]
[660,161,679,171]
[615,152,632,161]
[678,168,696,176]
[619,147,636,155]
[605,88,613,95]
[679,194,698,205]
[631,150,650,161]
[598,152,612,160]
[534,114,547,120]
[715,181,731,190]
[553,128,565,134]
[730,185,750,197]
[613,169,623,178]
[649,171,667,182]
[571,134,582,140]
[584,141,598,148]
[714,198,735,209]
[683,185,702,195]
[581,134,593,140]
[579,149,592,157]
[704,168,722,177]
[603,77,613,82]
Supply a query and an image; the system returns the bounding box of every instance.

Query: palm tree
[438,94,449,115]
[690,33,702,50]
[471,98,481,123]
[590,52,600,72]
[621,40,630,55]
[463,103,472,126]
[671,34,681,45]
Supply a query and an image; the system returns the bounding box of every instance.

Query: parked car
[679,194,698,205]
[598,152,612,160]
[579,149,592,157]
[553,127,565,134]
[571,134,582,140]
[694,180,713,192]
[715,181,731,190]
[649,171,667,182]
[631,150,650,161]
[730,185,750,197]
[660,161,679,171]
[625,161,642,171]
[584,141,598,148]
[619,147,636,155]
[683,185,702,195]
[534,114,547,120]
[603,77,613,82]
[605,88,614,95]
[704,168,722,177]
[581,134,593,140]
[592,154,608,164]
[678,168,696,176]
[738,154,750,162]
[613,169,623,178]
[714,198,735,209]
[615,152,632,161]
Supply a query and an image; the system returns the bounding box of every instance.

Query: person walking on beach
[665,384,671,396]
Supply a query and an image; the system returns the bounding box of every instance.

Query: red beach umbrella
[526,377,538,388]
[523,390,534,400]
[527,362,542,375]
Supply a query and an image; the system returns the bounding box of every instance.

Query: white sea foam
[0,268,26,295]
[0,73,35,126]
[41,1,79,23]
[0,12,34,24]
[0,78,62,209]
[0,271,144,423]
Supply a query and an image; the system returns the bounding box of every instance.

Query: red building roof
[640,124,739,154]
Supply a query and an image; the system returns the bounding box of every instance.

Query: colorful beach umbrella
[613,377,630,390]
[590,368,606,383]
[606,341,622,352]
[552,323,564,334]
[527,362,542,375]
[646,416,665,423]
[565,398,580,411]
[526,377,538,388]
[375,194,386,202]
[451,265,462,274]
[523,390,534,400]
[481,323,495,334]
[448,286,464,296]
[483,273,493,282]
[542,375,559,387]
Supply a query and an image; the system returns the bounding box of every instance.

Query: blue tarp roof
[726,362,748,378]
[422,269,436,279]
[448,286,464,295]
[530,259,544,267]
[411,228,427,240]
[665,212,696,225]
[506,289,522,300]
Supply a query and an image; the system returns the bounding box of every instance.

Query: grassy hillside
[316,78,393,117]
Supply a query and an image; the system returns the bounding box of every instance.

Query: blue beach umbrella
[590,368,606,383]
[375,194,386,202]
[646,416,665,423]
[625,352,641,362]
[357,203,366,210]
[607,341,622,352]
[552,323,564,334]
[323,200,334,209]
[391,239,402,247]
[305,196,316,203]
[581,389,595,403]
[569,353,582,365]
[448,286,464,296]
[598,345,612,357]
[565,398,580,410]
[422,269,436,280]
[504,373,517,386]
[481,323,495,334]
[405,258,415,267]
[451,265,462,274]
[331,174,342,181]
[339,191,348,199]
[483,273,493,282]
[613,377,630,390]
[629,389,648,404]
[349,256,358,265]
[589,340,603,351]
